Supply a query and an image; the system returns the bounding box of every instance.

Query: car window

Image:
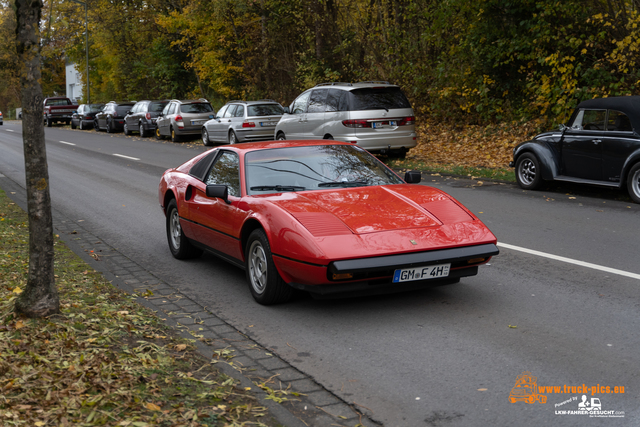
[247,104,284,116]
[116,105,133,115]
[245,144,403,195]
[325,89,348,112]
[223,105,236,118]
[205,151,240,197]
[607,110,632,132]
[216,105,228,119]
[149,102,167,112]
[571,109,606,131]
[180,103,214,113]
[234,105,245,117]
[347,87,412,111]
[131,104,140,114]
[291,91,311,114]
[308,90,328,113]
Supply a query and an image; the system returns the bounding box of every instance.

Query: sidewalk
[1,175,379,427]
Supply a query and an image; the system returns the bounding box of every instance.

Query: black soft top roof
[577,96,640,131]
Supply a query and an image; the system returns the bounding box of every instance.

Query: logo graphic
[578,395,601,411]
[509,371,547,404]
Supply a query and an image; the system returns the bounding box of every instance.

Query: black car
[71,103,105,130]
[123,99,170,137]
[94,101,136,133]
[511,96,640,203]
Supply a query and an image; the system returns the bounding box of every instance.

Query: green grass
[385,158,516,182]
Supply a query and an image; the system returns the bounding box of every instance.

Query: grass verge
[0,189,281,427]
[385,157,516,182]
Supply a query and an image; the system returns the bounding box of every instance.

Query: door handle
[593,139,601,144]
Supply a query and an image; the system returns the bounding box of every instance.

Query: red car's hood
[268,185,476,235]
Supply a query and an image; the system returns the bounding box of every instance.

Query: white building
[65,59,84,103]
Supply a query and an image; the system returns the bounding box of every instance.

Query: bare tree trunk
[14,0,60,318]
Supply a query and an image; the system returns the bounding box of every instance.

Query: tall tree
[14,0,59,318]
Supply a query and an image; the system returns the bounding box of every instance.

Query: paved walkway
[1,176,379,427]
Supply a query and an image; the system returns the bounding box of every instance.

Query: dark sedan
[124,99,170,137]
[71,103,105,130]
[94,101,136,133]
[511,96,640,203]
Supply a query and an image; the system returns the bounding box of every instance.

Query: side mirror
[283,106,291,114]
[404,170,421,184]
[126,110,131,115]
[206,184,229,203]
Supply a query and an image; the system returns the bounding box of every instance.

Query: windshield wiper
[250,185,306,192]
[318,181,368,188]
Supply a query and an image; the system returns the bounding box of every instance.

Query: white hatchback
[275,82,417,156]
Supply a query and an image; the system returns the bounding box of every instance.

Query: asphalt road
[1,121,639,426]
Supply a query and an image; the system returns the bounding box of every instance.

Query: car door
[206,105,228,142]
[158,102,174,136]
[602,109,639,182]
[184,150,244,260]
[305,89,328,138]
[561,109,605,180]
[279,90,311,139]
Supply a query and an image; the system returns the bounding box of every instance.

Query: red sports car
[159,140,498,304]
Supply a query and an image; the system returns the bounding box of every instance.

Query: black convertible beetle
[510,96,640,203]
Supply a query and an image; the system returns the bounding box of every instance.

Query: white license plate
[260,121,277,126]
[392,264,450,283]
[191,120,205,125]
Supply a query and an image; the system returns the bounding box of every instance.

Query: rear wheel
[228,130,237,144]
[245,229,293,305]
[202,128,212,146]
[276,132,286,141]
[515,153,543,190]
[627,163,640,204]
[171,127,180,142]
[107,119,114,133]
[165,199,202,259]
[46,117,52,127]
[79,120,85,130]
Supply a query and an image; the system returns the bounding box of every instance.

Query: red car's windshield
[245,145,403,195]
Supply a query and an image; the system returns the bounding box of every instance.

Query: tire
[107,119,114,133]
[46,117,52,127]
[94,120,100,131]
[155,127,163,140]
[79,120,84,130]
[171,127,180,142]
[123,122,131,135]
[71,120,77,129]
[228,130,237,144]
[627,163,640,204]
[202,128,212,146]
[245,229,293,305]
[515,152,543,190]
[276,132,286,141]
[139,122,147,137]
[165,199,202,259]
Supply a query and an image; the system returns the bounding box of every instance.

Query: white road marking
[59,141,76,146]
[498,242,640,281]
[113,153,140,161]
[5,129,15,132]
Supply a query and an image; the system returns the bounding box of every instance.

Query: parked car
[123,99,170,137]
[201,100,284,146]
[511,96,640,203]
[94,101,136,133]
[0,110,3,125]
[275,82,417,156]
[158,140,498,305]
[43,96,79,127]
[156,99,215,142]
[71,103,105,130]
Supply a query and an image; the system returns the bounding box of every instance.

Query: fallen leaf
[146,402,161,411]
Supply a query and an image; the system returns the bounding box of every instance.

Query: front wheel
[276,132,286,141]
[71,121,77,129]
[245,229,293,305]
[515,153,543,190]
[155,127,163,140]
[46,117,52,127]
[94,120,100,131]
[139,122,147,137]
[107,119,114,133]
[165,199,202,259]
[123,122,131,135]
[627,163,640,204]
